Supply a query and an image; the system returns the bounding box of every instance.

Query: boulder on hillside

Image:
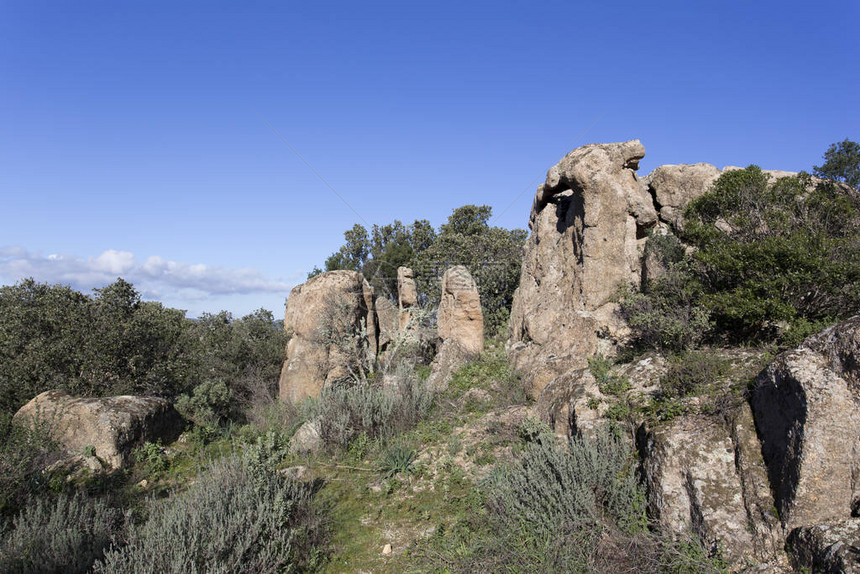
[639,406,785,567]
[427,266,484,390]
[641,163,720,229]
[437,266,483,355]
[397,266,418,332]
[508,140,651,396]
[13,389,184,470]
[751,315,860,531]
[278,270,378,403]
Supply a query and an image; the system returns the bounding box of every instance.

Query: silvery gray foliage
[93,453,323,574]
[0,493,123,574]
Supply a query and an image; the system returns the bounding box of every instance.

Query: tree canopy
[814,138,860,190]
[317,205,528,334]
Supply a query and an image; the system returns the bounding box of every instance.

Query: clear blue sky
[1,0,857,317]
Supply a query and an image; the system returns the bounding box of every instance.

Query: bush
[619,265,711,353]
[587,354,631,396]
[420,429,726,572]
[660,352,730,399]
[0,413,65,517]
[94,453,326,574]
[485,430,647,540]
[175,380,232,430]
[683,167,860,341]
[311,369,432,449]
[0,493,124,574]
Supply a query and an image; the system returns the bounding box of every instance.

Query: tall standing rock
[278,270,377,403]
[751,316,860,531]
[437,265,484,355]
[427,266,484,390]
[508,140,657,396]
[397,266,418,331]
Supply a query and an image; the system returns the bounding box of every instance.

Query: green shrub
[516,417,554,443]
[447,346,527,407]
[0,493,124,574]
[587,354,631,396]
[0,413,64,517]
[175,380,232,430]
[683,167,860,341]
[378,444,416,478]
[660,352,730,399]
[133,442,169,476]
[94,454,326,574]
[619,268,711,353]
[485,429,647,540]
[311,371,432,449]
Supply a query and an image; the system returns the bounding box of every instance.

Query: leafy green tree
[814,138,860,190]
[682,166,860,341]
[414,205,527,334]
[0,279,92,411]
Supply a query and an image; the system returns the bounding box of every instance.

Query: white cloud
[0,246,295,314]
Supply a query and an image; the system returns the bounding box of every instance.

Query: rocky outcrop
[787,519,860,573]
[278,270,377,403]
[437,266,484,355]
[639,406,784,566]
[508,140,653,396]
[13,390,184,470]
[641,163,720,229]
[751,316,860,531]
[427,266,484,390]
[397,266,418,332]
[375,296,399,353]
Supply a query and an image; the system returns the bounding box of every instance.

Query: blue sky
[1,0,857,317]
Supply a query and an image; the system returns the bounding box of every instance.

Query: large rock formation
[278,270,377,403]
[427,266,484,390]
[751,316,860,531]
[641,163,720,229]
[437,265,484,355]
[13,390,184,470]
[508,140,655,396]
[503,140,860,570]
[397,266,418,331]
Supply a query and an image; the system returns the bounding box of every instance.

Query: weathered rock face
[398,266,418,331]
[426,266,484,390]
[508,140,653,396]
[13,390,184,470]
[278,270,377,403]
[787,519,860,573]
[641,163,720,229]
[751,316,860,531]
[639,406,784,566]
[437,266,484,355]
[375,296,399,353]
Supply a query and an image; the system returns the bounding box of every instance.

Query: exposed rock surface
[787,519,860,573]
[639,406,784,566]
[289,419,322,454]
[375,296,399,353]
[641,163,720,229]
[752,316,860,531]
[13,390,183,470]
[278,270,377,403]
[437,266,484,355]
[426,266,484,390]
[397,266,418,331]
[508,140,651,397]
